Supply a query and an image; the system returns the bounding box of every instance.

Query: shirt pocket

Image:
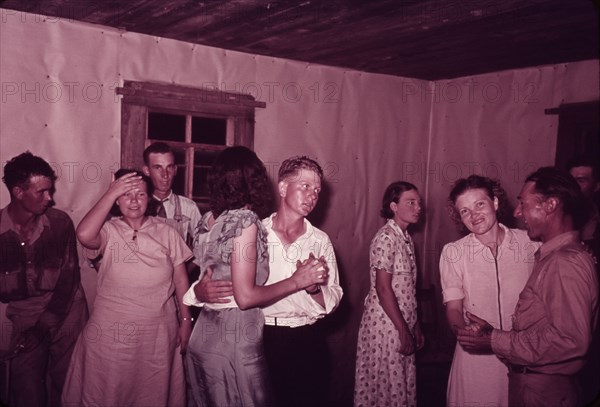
[37,258,62,291]
[0,267,26,301]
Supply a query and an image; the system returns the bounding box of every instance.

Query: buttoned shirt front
[261,213,343,327]
[0,206,81,324]
[492,231,599,375]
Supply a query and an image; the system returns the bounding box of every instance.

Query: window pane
[192,149,221,198]
[172,167,186,195]
[148,112,186,142]
[171,148,186,166]
[191,116,227,145]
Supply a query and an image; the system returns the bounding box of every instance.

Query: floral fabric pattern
[354,219,417,407]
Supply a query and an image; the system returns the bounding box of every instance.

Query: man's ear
[142,166,150,176]
[11,185,24,200]
[493,196,499,211]
[278,180,288,197]
[542,197,559,214]
[390,201,398,214]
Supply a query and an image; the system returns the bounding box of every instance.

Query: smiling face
[279,168,322,217]
[391,188,422,230]
[116,182,149,221]
[143,152,177,199]
[454,188,499,236]
[15,175,54,216]
[514,181,548,241]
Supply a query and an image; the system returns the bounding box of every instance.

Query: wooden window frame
[117,80,266,209]
[546,101,599,170]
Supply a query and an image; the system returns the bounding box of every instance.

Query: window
[117,81,265,210]
[546,101,599,170]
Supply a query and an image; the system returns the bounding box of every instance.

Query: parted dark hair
[208,146,273,219]
[525,166,590,230]
[2,151,57,192]
[447,175,513,228]
[278,155,324,183]
[566,154,599,181]
[110,169,157,217]
[380,181,418,219]
[143,142,174,165]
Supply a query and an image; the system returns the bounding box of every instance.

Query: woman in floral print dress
[354,181,425,407]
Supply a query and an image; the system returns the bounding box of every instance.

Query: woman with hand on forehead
[62,169,193,407]
[440,175,539,407]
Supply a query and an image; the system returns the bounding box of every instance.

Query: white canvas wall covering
[1,8,598,402]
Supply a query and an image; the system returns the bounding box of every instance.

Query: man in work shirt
[457,166,598,407]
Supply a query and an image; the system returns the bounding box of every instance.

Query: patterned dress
[354,219,418,407]
[186,209,272,407]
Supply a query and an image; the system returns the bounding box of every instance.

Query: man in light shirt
[182,155,343,407]
[142,142,201,248]
[262,156,343,407]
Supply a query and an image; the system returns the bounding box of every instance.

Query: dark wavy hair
[525,166,590,230]
[110,169,157,217]
[380,181,418,219]
[2,151,57,192]
[447,175,513,231]
[208,146,274,219]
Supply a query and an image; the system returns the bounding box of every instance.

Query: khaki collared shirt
[492,231,598,374]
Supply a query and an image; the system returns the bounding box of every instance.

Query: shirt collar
[466,223,512,247]
[267,212,313,241]
[0,205,50,241]
[153,190,174,203]
[386,218,411,241]
[537,230,580,261]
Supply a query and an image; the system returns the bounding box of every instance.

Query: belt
[264,316,310,328]
[508,364,543,374]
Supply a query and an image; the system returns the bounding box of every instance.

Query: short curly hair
[2,151,57,192]
[208,146,274,219]
[447,175,513,231]
[278,156,324,183]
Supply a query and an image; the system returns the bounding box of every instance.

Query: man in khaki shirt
[457,167,598,407]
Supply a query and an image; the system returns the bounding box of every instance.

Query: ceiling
[1,0,598,80]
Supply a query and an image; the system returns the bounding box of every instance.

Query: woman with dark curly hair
[440,175,539,407]
[184,146,327,407]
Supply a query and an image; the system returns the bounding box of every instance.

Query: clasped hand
[294,253,328,291]
[456,312,494,353]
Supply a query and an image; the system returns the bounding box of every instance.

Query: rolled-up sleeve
[440,243,465,304]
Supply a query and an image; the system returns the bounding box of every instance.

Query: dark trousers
[508,372,580,407]
[263,322,331,407]
[9,296,88,407]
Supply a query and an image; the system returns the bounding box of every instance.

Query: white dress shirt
[261,213,343,327]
